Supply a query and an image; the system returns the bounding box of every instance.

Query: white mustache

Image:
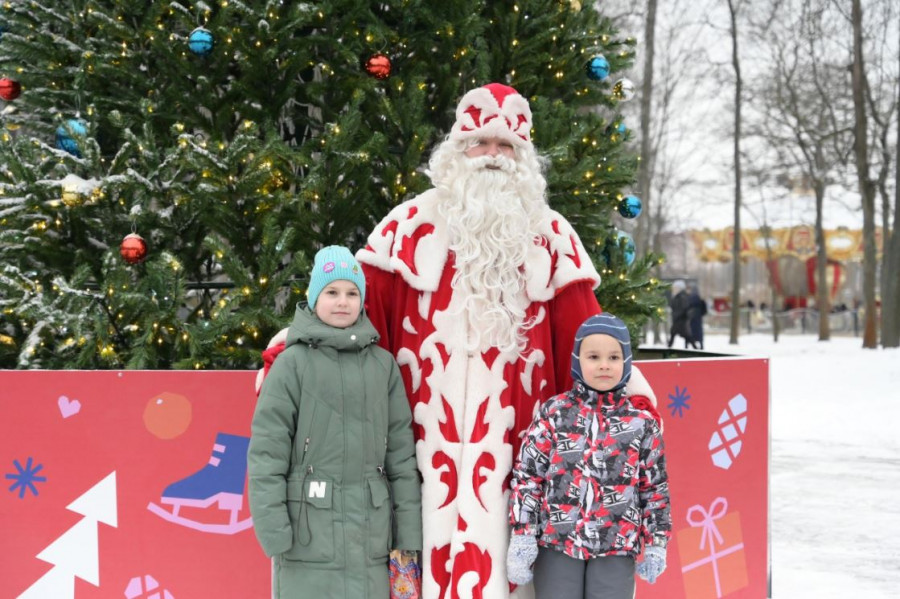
[465,154,516,173]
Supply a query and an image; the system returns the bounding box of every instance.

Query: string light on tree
[364,53,392,79]
[585,56,610,81]
[120,232,148,264]
[188,27,214,56]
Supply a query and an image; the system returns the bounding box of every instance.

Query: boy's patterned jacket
[509,381,671,560]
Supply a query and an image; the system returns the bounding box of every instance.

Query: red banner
[1,359,768,598]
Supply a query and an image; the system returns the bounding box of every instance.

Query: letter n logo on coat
[309,481,327,498]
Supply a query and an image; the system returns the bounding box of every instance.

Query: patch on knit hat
[449,83,533,147]
[570,313,632,392]
[307,246,366,309]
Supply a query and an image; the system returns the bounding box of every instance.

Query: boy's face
[315,280,361,328]
[578,333,625,392]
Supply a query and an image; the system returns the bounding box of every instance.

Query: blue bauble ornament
[617,194,643,219]
[616,121,627,134]
[586,55,610,81]
[617,230,636,266]
[55,119,87,157]
[188,27,214,57]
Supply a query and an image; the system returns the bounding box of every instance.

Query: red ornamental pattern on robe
[357,190,602,599]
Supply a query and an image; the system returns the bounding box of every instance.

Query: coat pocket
[367,477,392,559]
[284,478,335,563]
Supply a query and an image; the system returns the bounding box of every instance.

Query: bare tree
[751,0,855,340]
[883,23,900,347]
[636,0,658,258]
[863,0,900,347]
[726,0,744,344]
[609,0,717,343]
[850,0,880,348]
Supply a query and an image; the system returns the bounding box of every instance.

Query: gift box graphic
[678,497,749,598]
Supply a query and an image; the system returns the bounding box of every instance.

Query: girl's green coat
[248,304,422,598]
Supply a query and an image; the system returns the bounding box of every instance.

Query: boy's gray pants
[533,548,635,599]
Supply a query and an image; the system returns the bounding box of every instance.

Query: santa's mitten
[506,533,538,585]
[636,545,667,584]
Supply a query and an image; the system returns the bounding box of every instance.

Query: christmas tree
[0,0,665,369]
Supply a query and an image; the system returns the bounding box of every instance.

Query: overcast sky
[604,0,898,234]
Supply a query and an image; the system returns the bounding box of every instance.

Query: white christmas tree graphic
[17,471,118,598]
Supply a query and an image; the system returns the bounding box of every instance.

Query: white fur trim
[450,84,533,147]
[267,327,289,349]
[357,190,450,292]
[626,364,656,405]
[529,212,601,300]
[357,194,601,298]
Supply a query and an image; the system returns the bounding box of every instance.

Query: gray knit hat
[570,313,632,392]
[306,245,366,309]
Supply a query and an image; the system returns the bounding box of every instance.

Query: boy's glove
[636,545,667,584]
[506,534,539,585]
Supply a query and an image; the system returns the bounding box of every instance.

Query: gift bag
[389,555,421,599]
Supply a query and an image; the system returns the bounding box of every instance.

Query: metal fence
[701,308,863,336]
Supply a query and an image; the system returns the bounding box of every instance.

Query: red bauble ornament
[364,53,392,80]
[120,233,148,264]
[0,77,22,101]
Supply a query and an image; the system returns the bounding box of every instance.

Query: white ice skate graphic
[147,432,252,535]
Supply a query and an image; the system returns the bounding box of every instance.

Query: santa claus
[259,83,655,599]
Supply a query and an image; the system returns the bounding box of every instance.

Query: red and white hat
[449,83,533,148]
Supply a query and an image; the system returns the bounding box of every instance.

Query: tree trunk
[881,19,900,348]
[814,176,830,340]
[636,0,657,256]
[728,0,743,345]
[850,0,878,348]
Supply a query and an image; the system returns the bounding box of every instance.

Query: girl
[249,246,422,598]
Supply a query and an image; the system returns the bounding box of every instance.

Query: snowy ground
[699,333,900,598]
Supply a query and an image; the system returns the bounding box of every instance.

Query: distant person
[506,313,671,598]
[687,285,707,350]
[667,280,696,349]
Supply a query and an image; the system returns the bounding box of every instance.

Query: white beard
[435,152,549,355]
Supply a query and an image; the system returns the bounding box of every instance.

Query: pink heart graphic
[58,395,81,418]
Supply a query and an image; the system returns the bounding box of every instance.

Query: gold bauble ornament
[62,188,84,207]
